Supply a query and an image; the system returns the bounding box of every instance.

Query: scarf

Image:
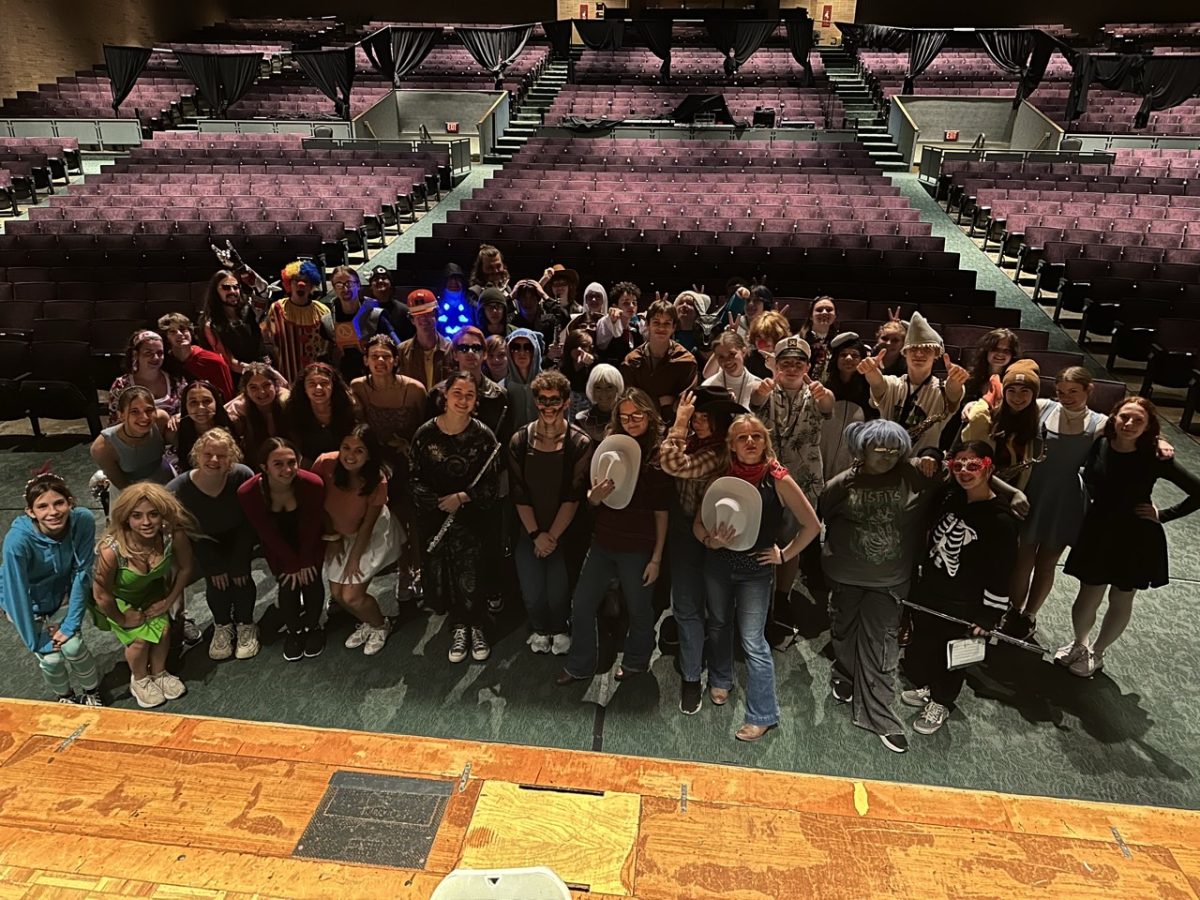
[728,458,786,486]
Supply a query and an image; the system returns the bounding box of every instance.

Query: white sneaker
[345,621,373,649]
[235,623,260,659]
[551,633,571,655]
[1068,647,1098,678]
[363,623,390,656]
[153,671,187,701]
[130,675,165,709]
[1055,641,1088,669]
[913,700,950,735]
[448,625,469,663]
[208,623,234,660]
[527,633,552,654]
[900,686,931,708]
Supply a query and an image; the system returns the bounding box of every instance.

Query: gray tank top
[102,424,169,484]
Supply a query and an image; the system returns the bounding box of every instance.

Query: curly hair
[188,426,243,468]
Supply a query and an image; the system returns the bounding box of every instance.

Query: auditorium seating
[393,137,996,309]
[548,85,843,127]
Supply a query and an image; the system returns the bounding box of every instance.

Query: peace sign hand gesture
[887,306,904,323]
[655,290,670,305]
[675,389,696,427]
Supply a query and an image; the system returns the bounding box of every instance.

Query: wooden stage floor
[0,699,1196,899]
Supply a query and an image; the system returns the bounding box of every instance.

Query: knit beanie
[1002,359,1041,397]
[902,312,943,353]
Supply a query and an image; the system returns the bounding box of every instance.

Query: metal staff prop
[425,441,502,555]
[901,599,1054,662]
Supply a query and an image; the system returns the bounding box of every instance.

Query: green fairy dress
[92,535,174,646]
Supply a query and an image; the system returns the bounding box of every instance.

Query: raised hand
[751,378,774,403]
[944,355,969,387]
[778,303,791,320]
[608,306,622,324]
[655,290,669,304]
[981,374,1004,410]
[808,379,830,404]
[857,348,887,375]
[675,389,696,426]
[887,306,903,323]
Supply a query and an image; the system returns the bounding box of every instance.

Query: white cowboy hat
[701,476,763,553]
[590,434,642,509]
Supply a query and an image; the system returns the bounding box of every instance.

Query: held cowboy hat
[701,476,763,553]
[590,434,642,509]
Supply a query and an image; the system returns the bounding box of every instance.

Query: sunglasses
[618,412,648,424]
[535,394,565,406]
[219,283,240,291]
[455,344,484,354]
[948,458,991,474]
[511,343,534,352]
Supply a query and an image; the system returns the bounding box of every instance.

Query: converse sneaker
[470,627,491,662]
[283,631,305,662]
[208,623,235,660]
[362,622,391,656]
[180,615,204,652]
[831,679,853,704]
[235,623,260,659]
[57,693,78,704]
[304,628,325,658]
[448,625,469,663]
[344,621,373,650]
[551,633,571,656]
[879,732,909,754]
[130,675,165,709]
[527,633,552,654]
[913,700,950,735]
[1054,641,1088,669]
[901,686,932,708]
[680,680,703,716]
[79,689,104,707]
[153,671,187,701]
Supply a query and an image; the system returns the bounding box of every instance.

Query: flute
[425,440,502,555]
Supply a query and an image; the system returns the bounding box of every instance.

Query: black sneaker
[304,628,325,658]
[1001,611,1036,642]
[283,631,305,661]
[831,679,853,704]
[680,680,702,715]
[879,732,909,754]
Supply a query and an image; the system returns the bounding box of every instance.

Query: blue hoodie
[506,327,544,429]
[0,507,95,654]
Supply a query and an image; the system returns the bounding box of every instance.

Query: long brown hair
[1103,396,1160,452]
[608,387,663,453]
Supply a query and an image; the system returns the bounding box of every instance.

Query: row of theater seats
[547,85,843,126]
[572,48,823,87]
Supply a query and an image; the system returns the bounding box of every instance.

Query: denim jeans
[565,542,656,679]
[514,531,569,635]
[668,511,708,682]
[704,552,779,727]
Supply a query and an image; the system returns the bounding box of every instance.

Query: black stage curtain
[784,14,815,86]
[1137,57,1200,127]
[456,25,534,88]
[360,26,440,86]
[978,29,1061,107]
[904,30,948,94]
[705,19,777,75]
[174,51,263,116]
[103,45,153,114]
[633,19,673,80]
[671,94,737,125]
[1065,53,1148,121]
[576,19,625,51]
[542,19,573,59]
[293,47,356,119]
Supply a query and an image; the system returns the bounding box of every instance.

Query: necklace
[721,369,750,402]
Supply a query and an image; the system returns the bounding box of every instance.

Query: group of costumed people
[3,244,1198,752]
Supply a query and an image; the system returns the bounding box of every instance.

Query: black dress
[1064,440,1200,591]
[410,417,500,625]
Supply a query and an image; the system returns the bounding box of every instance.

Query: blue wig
[281,260,322,292]
[844,419,912,461]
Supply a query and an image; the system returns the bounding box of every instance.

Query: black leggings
[277,578,325,633]
[206,576,256,626]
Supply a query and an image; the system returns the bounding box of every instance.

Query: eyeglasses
[219,283,240,291]
[618,412,648,424]
[948,458,991,474]
[870,447,902,455]
[511,343,534,352]
[535,394,564,406]
[331,280,353,288]
[455,344,484,354]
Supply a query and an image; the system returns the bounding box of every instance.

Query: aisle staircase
[483,58,569,163]
[820,47,907,173]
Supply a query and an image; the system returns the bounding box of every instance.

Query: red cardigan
[185,347,236,405]
[236,470,326,575]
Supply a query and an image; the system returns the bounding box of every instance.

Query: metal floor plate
[293,771,453,869]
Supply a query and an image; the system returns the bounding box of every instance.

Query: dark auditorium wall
[0,0,227,99]
[218,0,556,25]
[854,0,1199,29]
